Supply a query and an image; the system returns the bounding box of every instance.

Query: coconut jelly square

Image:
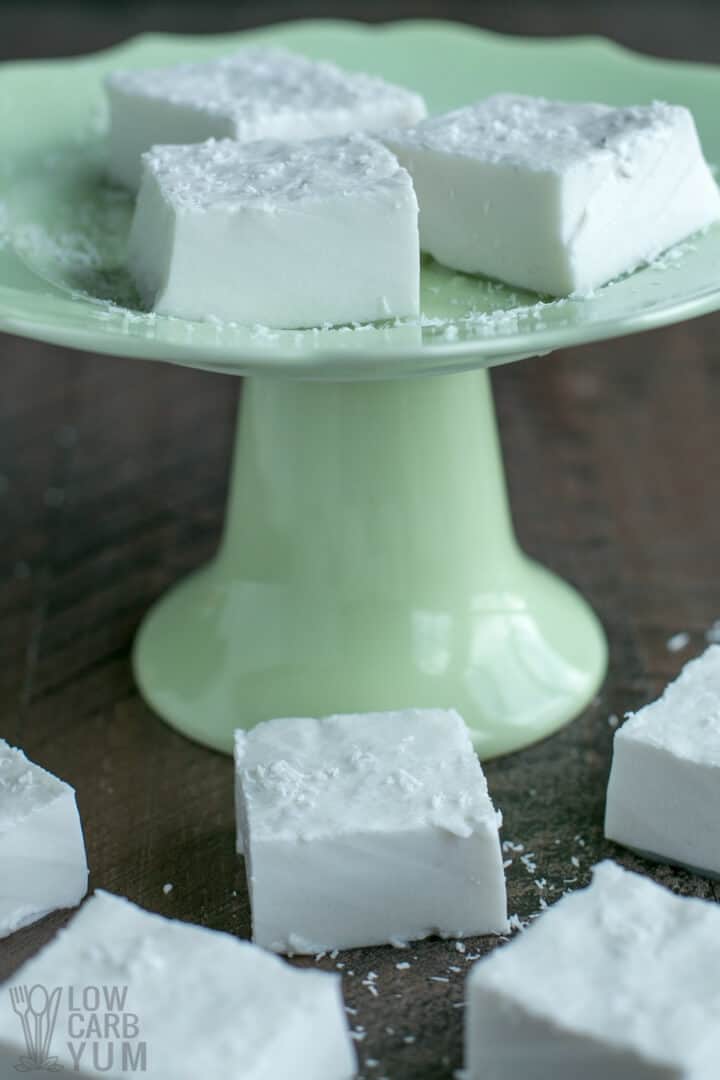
[606,645,720,877]
[0,739,88,939]
[106,47,426,188]
[386,95,720,296]
[466,860,720,1079]
[0,891,356,1079]
[128,134,420,328]
[235,708,507,953]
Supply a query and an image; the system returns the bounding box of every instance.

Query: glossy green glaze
[134,369,607,756]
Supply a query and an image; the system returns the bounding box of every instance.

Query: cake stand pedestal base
[133,366,607,757]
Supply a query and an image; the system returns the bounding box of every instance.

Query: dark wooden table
[2,4,720,1078]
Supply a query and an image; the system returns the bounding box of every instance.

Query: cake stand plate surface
[1,21,719,755]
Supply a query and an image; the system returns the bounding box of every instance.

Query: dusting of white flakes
[14,223,106,271]
[142,134,411,214]
[387,95,688,174]
[251,323,280,343]
[108,48,425,133]
[519,852,537,875]
[418,296,570,336]
[502,840,524,854]
[666,631,690,653]
[619,645,720,764]
[236,709,500,845]
[647,238,698,271]
[0,740,68,825]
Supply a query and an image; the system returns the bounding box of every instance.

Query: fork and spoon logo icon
[9,985,62,1072]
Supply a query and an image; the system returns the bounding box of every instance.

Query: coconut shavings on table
[667,630,690,652]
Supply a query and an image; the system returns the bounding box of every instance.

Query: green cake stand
[2,22,720,756]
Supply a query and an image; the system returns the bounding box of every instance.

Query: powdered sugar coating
[235,708,500,844]
[142,133,411,212]
[620,645,720,765]
[388,94,685,174]
[107,47,426,134]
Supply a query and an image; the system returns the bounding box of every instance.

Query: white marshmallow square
[0,891,356,1078]
[234,708,507,953]
[0,739,88,939]
[106,47,427,189]
[466,860,720,1079]
[605,645,720,877]
[386,95,720,296]
[128,133,420,328]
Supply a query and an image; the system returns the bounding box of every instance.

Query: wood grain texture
[2,4,720,1078]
